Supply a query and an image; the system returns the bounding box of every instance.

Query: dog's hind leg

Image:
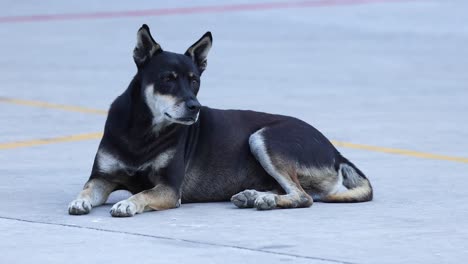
[110,184,180,217]
[244,128,313,210]
[68,178,117,215]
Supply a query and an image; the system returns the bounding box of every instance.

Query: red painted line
[0,0,415,24]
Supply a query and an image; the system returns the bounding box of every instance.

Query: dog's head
[133,24,212,125]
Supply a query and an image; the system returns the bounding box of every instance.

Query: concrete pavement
[0,1,467,263]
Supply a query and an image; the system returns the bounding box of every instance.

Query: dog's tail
[323,155,373,203]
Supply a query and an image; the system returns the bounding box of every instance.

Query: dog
[68,24,373,217]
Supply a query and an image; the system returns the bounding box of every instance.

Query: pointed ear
[185,32,212,74]
[133,24,163,67]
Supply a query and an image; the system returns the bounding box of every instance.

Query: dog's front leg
[68,178,117,215]
[110,184,180,217]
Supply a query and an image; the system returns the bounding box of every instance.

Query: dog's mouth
[164,113,198,124]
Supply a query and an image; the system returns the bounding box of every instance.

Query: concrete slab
[0,1,467,263]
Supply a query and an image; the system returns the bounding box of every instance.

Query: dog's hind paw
[68,199,92,215]
[254,194,277,210]
[231,190,259,208]
[110,200,137,217]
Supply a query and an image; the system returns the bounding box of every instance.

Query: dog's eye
[162,76,173,82]
[190,78,200,87]
[162,73,178,83]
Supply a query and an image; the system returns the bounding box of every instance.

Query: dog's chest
[96,148,176,175]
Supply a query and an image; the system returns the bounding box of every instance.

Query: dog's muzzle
[164,99,201,125]
[165,112,199,124]
[185,99,201,114]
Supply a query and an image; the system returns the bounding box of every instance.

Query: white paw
[110,200,137,217]
[254,194,277,210]
[68,199,92,215]
[231,190,259,208]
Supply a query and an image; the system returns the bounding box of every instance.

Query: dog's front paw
[68,199,92,215]
[254,194,277,210]
[231,190,259,208]
[110,200,137,217]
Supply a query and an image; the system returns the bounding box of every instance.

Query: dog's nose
[186,99,201,112]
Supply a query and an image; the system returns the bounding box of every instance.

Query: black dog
[69,24,372,217]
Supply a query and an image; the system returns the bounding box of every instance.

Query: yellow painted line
[0,97,467,164]
[0,132,103,150]
[1,131,467,164]
[0,97,107,115]
[332,140,468,164]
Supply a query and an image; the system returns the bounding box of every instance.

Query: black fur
[85,25,370,206]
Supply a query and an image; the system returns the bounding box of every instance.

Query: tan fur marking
[77,178,117,206]
[322,178,373,203]
[69,178,117,215]
[296,165,341,198]
[270,155,313,208]
[127,184,180,212]
[248,129,312,209]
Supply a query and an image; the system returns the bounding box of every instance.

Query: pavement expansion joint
[0,215,360,264]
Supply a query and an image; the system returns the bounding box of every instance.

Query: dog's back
[182,107,371,204]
